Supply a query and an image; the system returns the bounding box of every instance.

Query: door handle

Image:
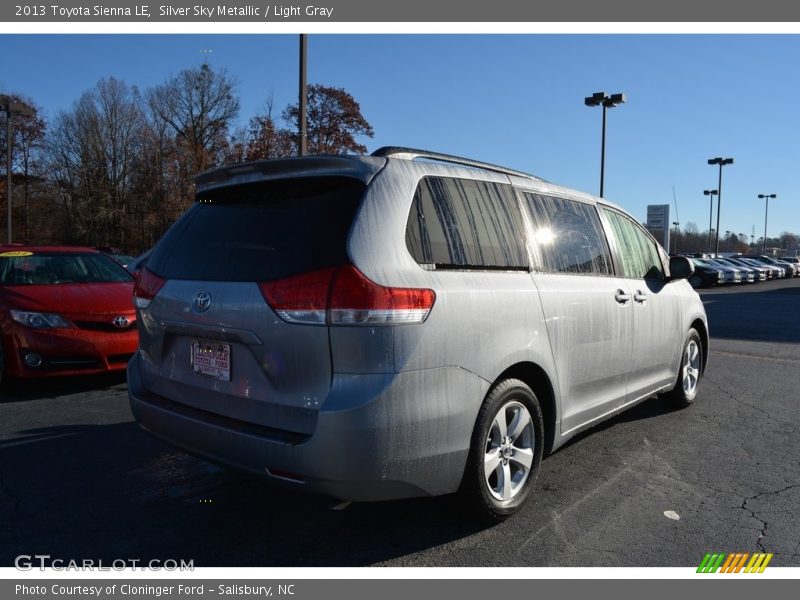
[614,290,631,304]
[634,291,647,303]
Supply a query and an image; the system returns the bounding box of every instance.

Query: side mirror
[668,256,694,281]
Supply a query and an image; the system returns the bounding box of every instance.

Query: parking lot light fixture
[703,189,718,255]
[758,193,777,254]
[584,91,626,198]
[707,157,734,257]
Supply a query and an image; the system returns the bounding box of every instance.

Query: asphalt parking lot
[1,278,799,567]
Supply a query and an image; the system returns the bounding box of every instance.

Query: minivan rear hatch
[138,175,369,436]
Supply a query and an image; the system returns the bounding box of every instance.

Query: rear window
[147,177,366,282]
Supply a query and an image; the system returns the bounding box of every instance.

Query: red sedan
[0,246,138,383]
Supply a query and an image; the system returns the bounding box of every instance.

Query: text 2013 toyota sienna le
[128,147,708,520]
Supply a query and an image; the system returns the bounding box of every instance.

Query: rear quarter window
[147,177,366,282]
[405,176,528,270]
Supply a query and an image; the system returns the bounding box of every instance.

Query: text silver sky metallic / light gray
[128,147,708,521]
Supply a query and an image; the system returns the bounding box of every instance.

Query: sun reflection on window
[534,228,555,245]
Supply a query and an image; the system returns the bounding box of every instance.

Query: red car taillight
[259,265,435,326]
[133,267,166,309]
[258,267,336,325]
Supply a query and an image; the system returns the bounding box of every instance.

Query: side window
[405,177,528,270]
[602,208,665,280]
[521,193,612,275]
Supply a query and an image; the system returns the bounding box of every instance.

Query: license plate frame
[191,341,231,382]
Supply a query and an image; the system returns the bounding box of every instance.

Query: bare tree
[283,84,373,155]
[31,73,377,250]
[779,231,798,250]
[46,77,147,246]
[147,63,240,175]
[0,94,46,240]
[244,97,294,161]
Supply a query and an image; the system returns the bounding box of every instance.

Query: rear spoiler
[195,155,387,193]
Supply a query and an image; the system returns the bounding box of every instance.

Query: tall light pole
[1,95,35,244]
[298,34,308,157]
[672,221,680,254]
[584,91,625,197]
[703,189,718,255]
[758,193,777,254]
[707,157,733,257]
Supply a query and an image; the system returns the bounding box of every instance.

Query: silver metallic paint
[129,153,708,501]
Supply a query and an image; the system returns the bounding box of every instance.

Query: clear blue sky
[1,34,798,241]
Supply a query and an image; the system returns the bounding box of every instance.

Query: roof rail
[371,146,543,181]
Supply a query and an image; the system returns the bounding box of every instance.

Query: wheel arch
[491,362,557,454]
[690,318,709,373]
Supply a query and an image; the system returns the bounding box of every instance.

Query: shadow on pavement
[0,372,127,404]
[0,420,487,567]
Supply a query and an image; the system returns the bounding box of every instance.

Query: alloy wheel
[682,339,701,398]
[484,401,535,502]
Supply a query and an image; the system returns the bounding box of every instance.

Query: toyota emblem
[113,316,129,328]
[193,291,212,312]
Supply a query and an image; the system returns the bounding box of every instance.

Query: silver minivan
[129,147,708,520]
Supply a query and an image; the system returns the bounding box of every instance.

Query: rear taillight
[258,267,336,325]
[259,265,435,326]
[328,264,436,325]
[133,267,166,309]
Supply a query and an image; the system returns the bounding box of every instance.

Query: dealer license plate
[191,341,231,381]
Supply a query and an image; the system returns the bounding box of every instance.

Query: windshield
[696,259,722,268]
[112,254,136,265]
[725,259,746,268]
[0,252,134,285]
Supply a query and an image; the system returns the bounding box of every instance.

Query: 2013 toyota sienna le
[128,147,708,520]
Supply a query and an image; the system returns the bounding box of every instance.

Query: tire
[0,338,5,387]
[663,329,703,408]
[460,378,544,522]
[688,274,703,289]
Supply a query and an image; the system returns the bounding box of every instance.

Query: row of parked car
[679,253,800,288]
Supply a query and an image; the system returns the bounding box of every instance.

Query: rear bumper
[128,353,488,501]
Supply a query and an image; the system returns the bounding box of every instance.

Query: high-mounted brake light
[133,267,166,309]
[259,265,435,326]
